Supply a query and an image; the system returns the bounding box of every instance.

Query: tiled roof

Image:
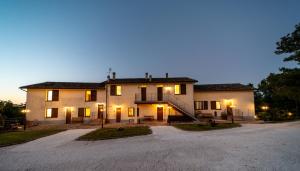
[194,83,253,92]
[105,77,198,84]
[20,82,105,89]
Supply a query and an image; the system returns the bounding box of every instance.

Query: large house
[20,73,255,124]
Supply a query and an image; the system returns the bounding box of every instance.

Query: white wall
[193,91,255,118]
[26,89,106,123]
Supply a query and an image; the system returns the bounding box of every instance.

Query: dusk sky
[0,0,299,103]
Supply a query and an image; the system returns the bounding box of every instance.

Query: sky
[0,0,299,104]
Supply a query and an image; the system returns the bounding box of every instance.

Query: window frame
[110,85,122,96]
[128,107,135,117]
[194,101,208,110]
[211,101,221,110]
[46,90,59,101]
[84,108,91,117]
[174,84,186,95]
[45,108,58,118]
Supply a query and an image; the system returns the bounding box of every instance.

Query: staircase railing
[135,92,198,121]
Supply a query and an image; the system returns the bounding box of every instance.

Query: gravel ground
[1,122,300,171]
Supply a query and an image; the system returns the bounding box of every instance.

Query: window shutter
[110,85,116,96]
[204,101,208,110]
[52,90,59,101]
[91,90,97,101]
[78,108,84,117]
[211,101,216,110]
[180,84,186,94]
[52,108,58,118]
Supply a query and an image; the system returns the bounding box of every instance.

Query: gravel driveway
[1,122,300,171]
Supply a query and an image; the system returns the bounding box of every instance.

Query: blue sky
[0,0,299,103]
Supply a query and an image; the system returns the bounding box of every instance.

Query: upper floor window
[194,101,208,110]
[85,90,97,101]
[46,108,58,118]
[47,90,59,101]
[174,84,186,95]
[128,107,135,117]
[211,101,221,110]
[111,85,122,96]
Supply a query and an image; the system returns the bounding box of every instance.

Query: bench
[72,117,83,123]
[143,116,154,121]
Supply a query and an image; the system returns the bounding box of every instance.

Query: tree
[256,23,300,120]
[275,23,300,64]
[0,100,24,118]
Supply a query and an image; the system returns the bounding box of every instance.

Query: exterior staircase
[135,93,199,121]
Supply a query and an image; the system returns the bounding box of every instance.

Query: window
[85,108,91,117]
[194,101,208,110]
[85,90,97,101]
[211,101,221,110]
[110,85,122,96]
[116,86,122,96]
[174,84,186,95]
[47,90,59,101]
[45,108,58,118]
[78,108,84,117]
[128,107,135,117]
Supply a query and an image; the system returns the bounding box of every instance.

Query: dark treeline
[255,23,300,121]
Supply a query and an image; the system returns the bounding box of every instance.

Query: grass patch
[77,126,152,141]
[173,123,241,131]
[0,128,66,147]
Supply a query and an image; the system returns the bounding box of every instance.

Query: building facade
[20,73,255,124]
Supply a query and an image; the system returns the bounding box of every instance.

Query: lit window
[85,108,91,117]
[46,108,52,118]
[45,108,58,118]
[175,85,180,95]
[116,85,122,96]
[128,107,134,117]
[85,90,91,101]
[216,101,221,110]
[194,101,208,110]
[211,101,221,110]
[47,90,53,101]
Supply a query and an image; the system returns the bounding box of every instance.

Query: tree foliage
[0,100,24,118]
[256,23,300,120]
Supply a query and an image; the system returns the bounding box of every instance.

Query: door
[98,104,104,119]
[157,87,163,101]
[141,87,147,101]
[227,106,233,119]
[116,107,121,122]
[66,108,72,124]
[157,107,163,121]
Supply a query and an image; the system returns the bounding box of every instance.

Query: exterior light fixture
[261,106,269,111]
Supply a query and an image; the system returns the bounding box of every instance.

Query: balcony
[134,93,167,104]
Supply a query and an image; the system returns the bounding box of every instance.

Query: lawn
[77,126,152,141]
[0,128,66,147]
[173,123,241,131]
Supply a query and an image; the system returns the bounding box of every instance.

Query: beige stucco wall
[106,83,194,122]
[26,89,105,123]
[193,91,255,118]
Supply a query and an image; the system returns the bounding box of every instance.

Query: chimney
[149,75,152,82]
[165,73,168,78]
[107,75,110,80]
[145,72,148,79]
[112,72,116,79]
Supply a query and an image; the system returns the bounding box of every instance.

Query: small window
[78,108,85,117]
[175,85,180,95]
[128,107,135,117]
[211,101,221,110]
[174,84,186,95]
[110,85,122,96]
[116,86,122,96]
[46,90,59,101]
[194,101,208,110]
[85,108,91,117]
[85,90,91,101]
[45,108,58,118]
[47,91,53,101]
